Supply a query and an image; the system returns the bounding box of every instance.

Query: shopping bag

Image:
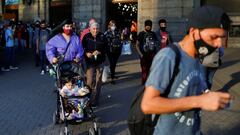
[121,41,132,55]
[102,66,110,83]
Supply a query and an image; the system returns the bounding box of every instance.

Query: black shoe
[110,80,115,85]
[91,104,98,109]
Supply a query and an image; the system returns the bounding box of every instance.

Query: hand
[52,57,58,64]
[93,50,101,55]
[86,53,93,58]
[74,58,80,63]
[199,91,232,111]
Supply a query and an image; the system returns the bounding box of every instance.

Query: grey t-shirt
[145,44,207,135]
[38,29,49,51]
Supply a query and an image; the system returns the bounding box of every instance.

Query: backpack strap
[152,43,181,126]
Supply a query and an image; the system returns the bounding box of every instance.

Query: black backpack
[128,44,181,135]
[143,32,157,53]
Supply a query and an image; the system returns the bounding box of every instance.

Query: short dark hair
[144,20,152,26]
[158,19,166,25]
[40,20,46,24]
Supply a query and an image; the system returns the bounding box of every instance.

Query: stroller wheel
[60,130,71,135]
[96,128,101,135]
[88,127,96,135]
[53,111,59,124]
[53,111,63,124]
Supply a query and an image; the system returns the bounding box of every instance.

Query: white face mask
[110,26,116,31]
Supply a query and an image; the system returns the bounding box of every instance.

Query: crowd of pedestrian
[0,5,233,135]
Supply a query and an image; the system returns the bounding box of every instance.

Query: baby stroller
[52,61,101,135]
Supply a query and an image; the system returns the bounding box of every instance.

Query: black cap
[144,20,152,26]
[62,19,73,25]
[187,5,231,30]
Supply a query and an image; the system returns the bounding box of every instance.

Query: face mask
[110,26,116,31]
[63,29,72,35]
[160,27,166,31]
[194,39,217,58]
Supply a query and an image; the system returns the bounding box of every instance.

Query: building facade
[1,0,240,47]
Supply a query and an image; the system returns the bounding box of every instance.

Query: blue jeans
[206,67,218,89]
[4,47,16,68]
[39,50,47,71]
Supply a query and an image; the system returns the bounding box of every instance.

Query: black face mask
[194,39,217,58]
[160,27,166,31]
[145,29,151,32]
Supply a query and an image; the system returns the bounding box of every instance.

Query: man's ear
[189,27,200,41]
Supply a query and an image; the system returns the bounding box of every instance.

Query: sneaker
[40,70,45,75]
[46,66,49,72]
[1,67,10,72]
[10,66,19,70]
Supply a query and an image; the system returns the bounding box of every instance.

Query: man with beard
[141,6,232,135]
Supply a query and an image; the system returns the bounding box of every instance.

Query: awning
[112,0,137,3]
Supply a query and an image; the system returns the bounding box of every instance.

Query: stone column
[72,0,107,32]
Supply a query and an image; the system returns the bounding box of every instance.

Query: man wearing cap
[136,20,158,85]
[141,6,232,135]
[46,19,84,64]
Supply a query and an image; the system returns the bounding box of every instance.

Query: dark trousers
[140,53,155,85]
[33,44,40,66]
[39,50,47,71]
[206,67,218,89]
[107,52,121,79]
[4,47,16,68]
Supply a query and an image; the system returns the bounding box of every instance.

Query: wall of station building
[72,0,107,32]
[16,0,240,47]
[18,0,49,22]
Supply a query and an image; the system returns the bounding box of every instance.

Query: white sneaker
[40,70,45,75]
[46,66,49,72]
[1,67,10,72]
[9,66,18,70]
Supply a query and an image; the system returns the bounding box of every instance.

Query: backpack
[143,32,157,53]
[128,44,181,135]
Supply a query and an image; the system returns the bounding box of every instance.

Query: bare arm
[141,86,231,114]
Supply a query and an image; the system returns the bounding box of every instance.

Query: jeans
[4,47,16,68]
[206,67,218,89]
[39,50,47,71]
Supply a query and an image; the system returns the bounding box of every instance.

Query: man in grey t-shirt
[141,6,232,135]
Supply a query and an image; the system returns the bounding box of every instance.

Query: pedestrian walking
[2,21,18,71]
[46,19,84,64]
[82,22,107,108]
[155,19,172,50]
[36,20,50,75]
[135,20,158,85]
[104,20,122,84]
